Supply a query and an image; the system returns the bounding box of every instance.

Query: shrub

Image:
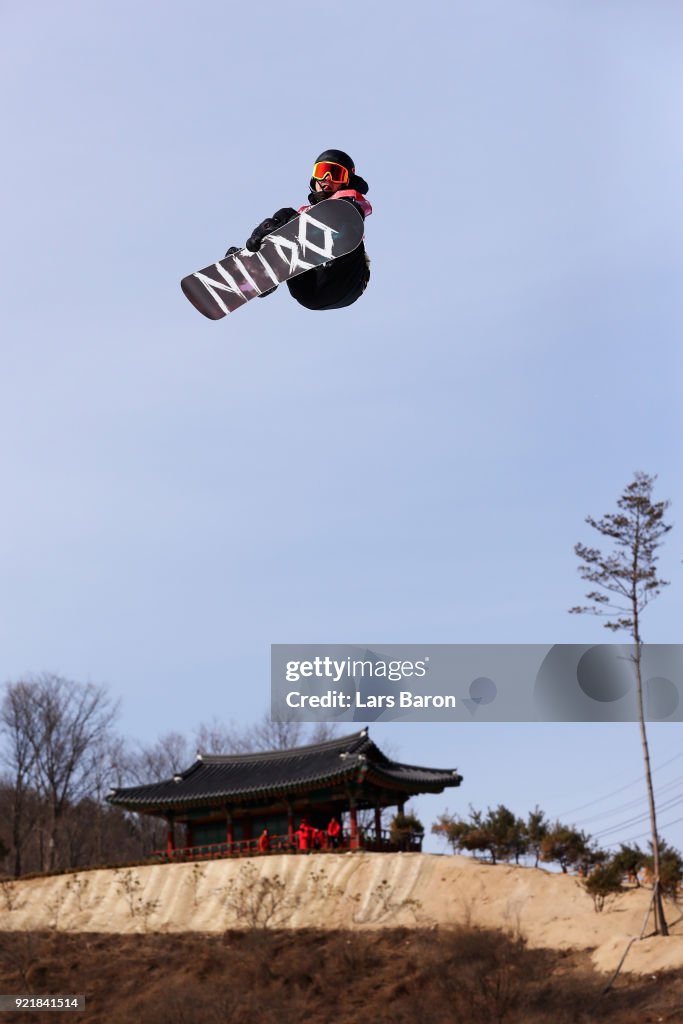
[390,811,424,850]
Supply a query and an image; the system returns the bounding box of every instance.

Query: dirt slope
[4,852,682,975]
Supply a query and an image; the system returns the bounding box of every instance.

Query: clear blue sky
[2,1,682,854]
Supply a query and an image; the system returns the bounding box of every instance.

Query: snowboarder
[226,149,371,311]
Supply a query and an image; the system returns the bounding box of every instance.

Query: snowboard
[181,198,365,320]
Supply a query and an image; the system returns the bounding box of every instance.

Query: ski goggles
[311,160,351,185]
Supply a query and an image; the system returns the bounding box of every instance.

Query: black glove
[246,207,298,252]
[272,207,298,225]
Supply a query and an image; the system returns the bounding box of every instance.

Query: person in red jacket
[327,816,342,849]
[258,828,270,853]
[296,818,311,852]
[227,149,371,311]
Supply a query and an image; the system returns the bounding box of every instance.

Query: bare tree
[5,674,119,872]
[86,734,130,864]
[246,713,307,752]
[0,681,40,875]
[570,471,673,935]
[129,731,192,784]
[194,718,250,755]
[307,721,341,744]
[194,715,339,755]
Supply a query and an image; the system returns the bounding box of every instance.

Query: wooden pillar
[166,814,175,855]
[226,810,233,854]
[349,803,359,849]
[287,803,294,844]
[374,806,382,846]
[398,800,405,816]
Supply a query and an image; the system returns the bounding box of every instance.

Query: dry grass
[0,928,681,1024]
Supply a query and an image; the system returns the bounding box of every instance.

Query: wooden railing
[151,829,423,862]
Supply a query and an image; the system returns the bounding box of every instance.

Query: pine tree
[570,472,672,935]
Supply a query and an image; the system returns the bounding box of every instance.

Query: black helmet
[309,148,369,196]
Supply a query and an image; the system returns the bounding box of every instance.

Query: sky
[2,1,682,856]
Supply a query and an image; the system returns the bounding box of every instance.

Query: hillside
[4,853,683,976]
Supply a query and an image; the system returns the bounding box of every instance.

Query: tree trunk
[633,639,668,935]
[11,786,24,878]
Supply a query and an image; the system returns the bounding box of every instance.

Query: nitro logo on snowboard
[193,212,336,313]
[181,198,365,320]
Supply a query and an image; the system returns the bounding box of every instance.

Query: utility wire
[617,814,683,847]
[555,748,683,818]
[590,792,683,841]
[570,774,683,828]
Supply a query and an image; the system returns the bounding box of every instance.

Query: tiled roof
[107,729,462,810]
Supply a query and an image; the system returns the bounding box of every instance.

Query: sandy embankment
[4,853,683,976]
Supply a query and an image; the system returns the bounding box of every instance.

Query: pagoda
[107,728,462,859]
